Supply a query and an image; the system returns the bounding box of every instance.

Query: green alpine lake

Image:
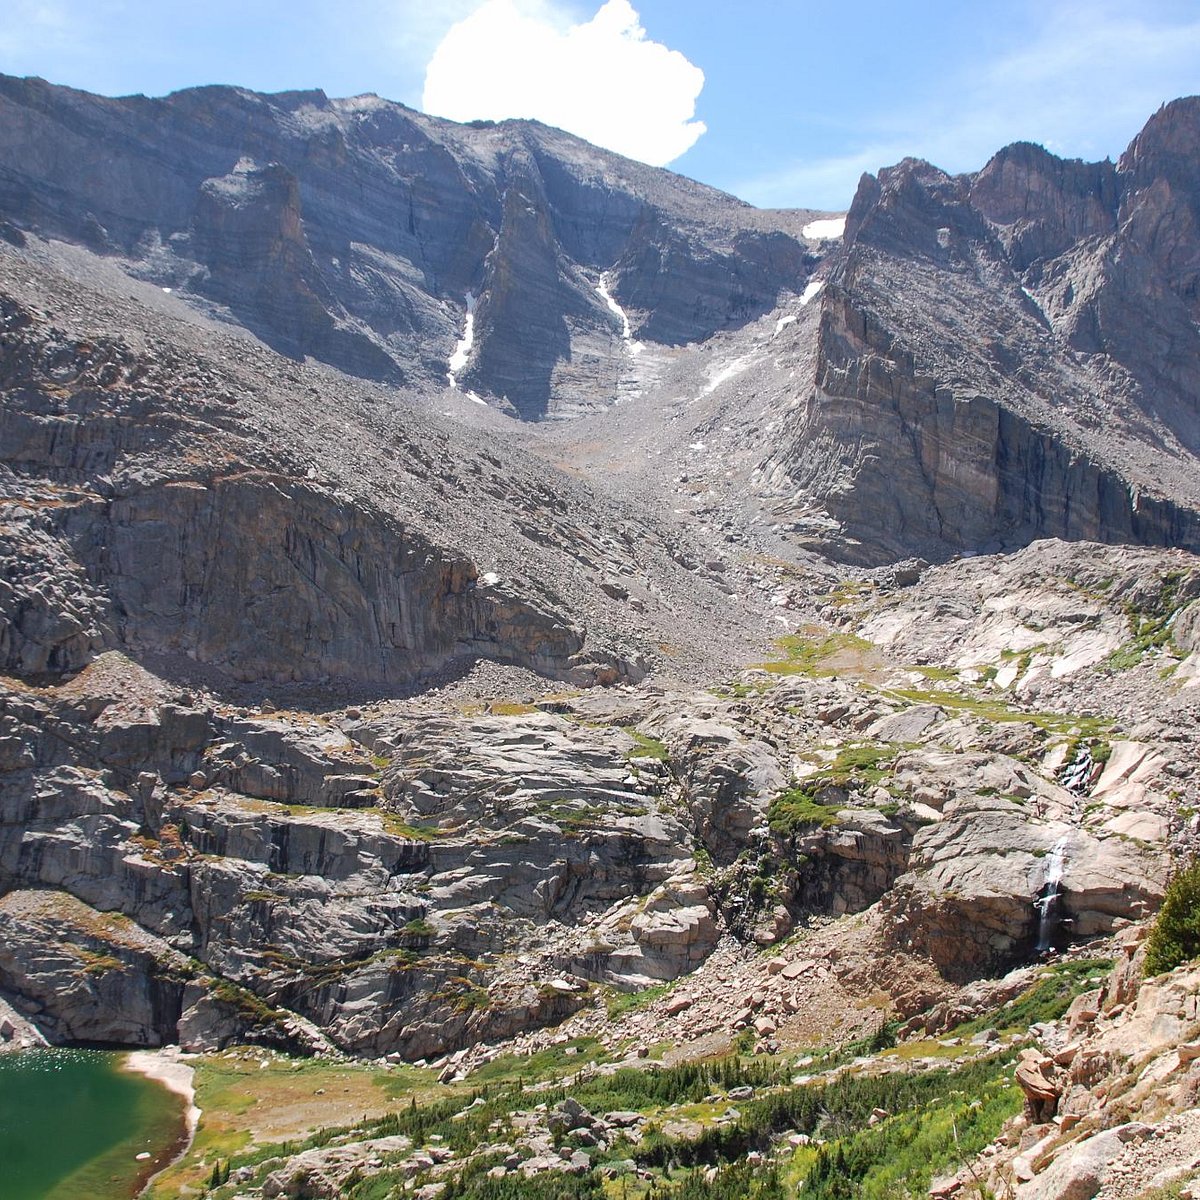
[0,1048,187,1200]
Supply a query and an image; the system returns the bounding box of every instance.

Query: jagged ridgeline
[0,74,814,420]
[1,72,1200,1200]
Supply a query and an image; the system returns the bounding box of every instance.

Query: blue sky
[3,0,1199,210]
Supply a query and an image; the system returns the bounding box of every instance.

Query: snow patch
[597,272,644,356]
[800,278,824,306]
[773,278,825,334]
[1021,286,1047,319]
[802,216,846,241]
[446,292,476,388]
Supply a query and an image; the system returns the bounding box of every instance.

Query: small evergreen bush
[1144,858,1200,976]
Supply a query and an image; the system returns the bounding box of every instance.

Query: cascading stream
[1035,835,1069,953]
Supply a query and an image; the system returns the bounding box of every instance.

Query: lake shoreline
[123,1048,202,1195]
[1,1046,191,1200]
[123,1048,201,1137]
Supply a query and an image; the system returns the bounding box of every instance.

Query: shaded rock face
[612,212,810,347]
[461,154,585,419]
[779,288,1200,564]
[0,74,811,418]
[783,807,915,916]
[0,889,189,1045]
[2,467,583,688]
[970,141,1121,271]
[192,159,398,379]
[0,291,615,690]
[765,102,1200,563]
[88,474,580,686]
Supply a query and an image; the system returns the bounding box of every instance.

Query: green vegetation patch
[768,744,894,836]
[467,1037,611,1087]
[631,1051,1019,1200]
[753,632,874,678]
[912,664,959,682]
[1108,570,1189,671]
[955,959,1113,1036]
[822,580,875,609]
[372,812,444,840]
[1107,619,1177,671]
[881,685,1110,737]
[625,729,670,762]
[440,1173,604,1200]
[1145,858,1200,976]
[798,1056,1019,1199]
[768,790,844,835]
[606,981,675,1020]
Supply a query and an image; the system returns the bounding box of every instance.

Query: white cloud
[421,0,705,166]
[736,1,1200,211]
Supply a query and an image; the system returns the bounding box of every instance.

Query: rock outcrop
[945,934,1200,1200]
[757,104,1200,563]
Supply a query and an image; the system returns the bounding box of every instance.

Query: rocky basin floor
[3,533,1197,1066]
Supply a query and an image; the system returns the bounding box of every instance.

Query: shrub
[1144,858,1200,976]
[768,788,843,835]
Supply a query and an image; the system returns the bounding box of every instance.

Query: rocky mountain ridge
[4,79,1200,564]
[0,73,820,419]
[2,77,1200,1200]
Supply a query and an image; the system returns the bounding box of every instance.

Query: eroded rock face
[0,293,674,691]
[0,74,813,419]
[0,889,190,1045]
[664,716,783,865]
[761,104,1200,564]
[0,671,712,1057]
[882,802,1163,981]
[94,474,583,685]
[2,469,585,687]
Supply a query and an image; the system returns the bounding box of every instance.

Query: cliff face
[0,74,815,419]
[4,75,1199,560]
[772,286,1200,564]
[762,102,1200,563]
[0,293,590,688]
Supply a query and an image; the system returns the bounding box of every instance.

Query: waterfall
[1035,836,1069,953]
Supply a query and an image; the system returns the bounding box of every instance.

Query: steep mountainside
[0,74,818,419]
[785,98,1200,561]
[2,77,1200,1200]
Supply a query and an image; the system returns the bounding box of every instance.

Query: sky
[3,0,1199,210]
